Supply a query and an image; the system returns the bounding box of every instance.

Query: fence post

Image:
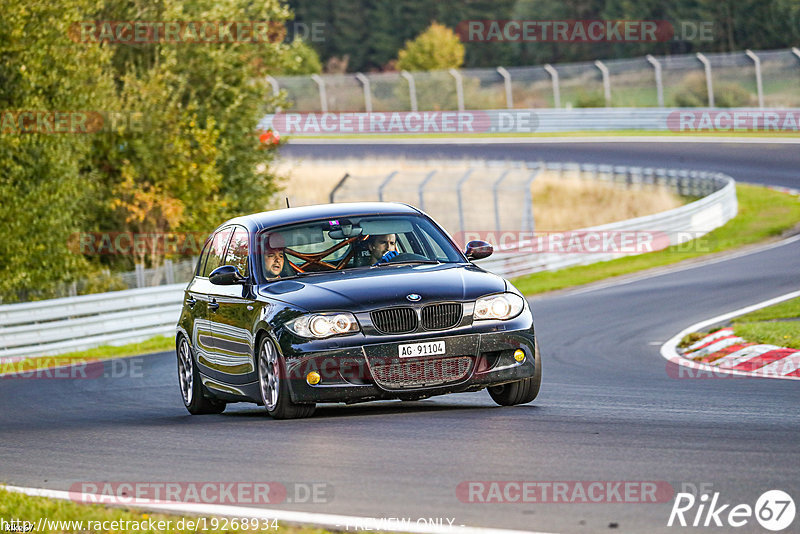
[744,50,764,109]
[418,170,437,211]
[496,67,513,109]
[311,74,328,113]
[594,60,611,107]
[329,173,350,203]
[695,53,714,108]
[523,168,539,234]
[456,169,475,238]
[135,263,145,288]
[492,170,511,233]
[355,73,373,113]
[400,70,418,112]
[544,64,560,108]
[449,68,465,112]
[377,171,398,202]
[165,259,174,285]
[646,55,664,108]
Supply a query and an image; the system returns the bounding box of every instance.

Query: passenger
[263,247,285,279]
[368,234,398,265]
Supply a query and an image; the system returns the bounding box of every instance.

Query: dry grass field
[273,157,684,232]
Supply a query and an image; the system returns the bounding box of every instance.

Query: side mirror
[464,240,493,261]
[209,265,246,285]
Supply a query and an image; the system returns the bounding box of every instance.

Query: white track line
[660,290,800,380]
[551,234,800,298]
[288,136,800,145]
[1,485,555,534]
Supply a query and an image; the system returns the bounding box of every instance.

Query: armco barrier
[0,284,185,358]
[0,162,736,359]
[475,162,736,278]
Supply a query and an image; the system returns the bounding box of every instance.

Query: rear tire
[258,336,315,419]
[177,336,226,415]
[488,339,542,406]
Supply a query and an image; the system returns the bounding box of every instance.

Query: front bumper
[281,328,538,404]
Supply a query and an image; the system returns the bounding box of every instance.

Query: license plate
[399,341,445,358]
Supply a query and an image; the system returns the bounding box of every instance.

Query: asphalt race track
[283,141,800,190]
[2,142,799,533]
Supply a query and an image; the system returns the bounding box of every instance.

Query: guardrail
[0,284,185,358]
[475,163,736,278]
[0,161,736,359]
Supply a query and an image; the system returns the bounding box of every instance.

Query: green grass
[733,322,800,350]
[730,296,800,350]
[511,184,800,295]
[0,335,173,375]
[732,296,800,323]
[0,487,329,534]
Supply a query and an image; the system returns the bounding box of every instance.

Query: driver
[263,246,285,279]
[367,234,398,265]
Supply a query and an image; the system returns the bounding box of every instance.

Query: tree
[397,23,465,71]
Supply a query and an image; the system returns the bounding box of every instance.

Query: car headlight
[286,312,360,339]
[474,293,525,321]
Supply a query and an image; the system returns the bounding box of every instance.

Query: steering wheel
[381,252,429,263]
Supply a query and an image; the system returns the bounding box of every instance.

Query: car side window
[202,227,233,277]
[195,239,212,276]
[224,227,249,277]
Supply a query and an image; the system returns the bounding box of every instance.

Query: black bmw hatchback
[176,202,541,419]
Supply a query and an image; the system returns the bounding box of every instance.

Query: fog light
[306,371,321,385]
[513,349,525,362]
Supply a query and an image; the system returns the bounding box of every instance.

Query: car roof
[217,202,423,234]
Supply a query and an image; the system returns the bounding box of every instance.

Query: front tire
[488,340,542,406]
[258,336,315,419]
[177,336,226,415]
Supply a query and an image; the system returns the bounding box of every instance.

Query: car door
[207,225,260,385]
[193,226,234,377]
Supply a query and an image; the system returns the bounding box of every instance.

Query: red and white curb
[0,485,554,534]
[661,290,800,380]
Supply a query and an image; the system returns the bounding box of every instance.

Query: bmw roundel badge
[406,294,422,302]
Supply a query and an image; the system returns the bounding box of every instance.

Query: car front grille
[369,356,474,389]
[371,307,417,334]
[421,303,462,330]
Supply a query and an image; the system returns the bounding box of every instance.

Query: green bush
[673,72,753,108]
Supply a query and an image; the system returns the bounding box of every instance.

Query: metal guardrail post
[594,60,611,107]
[377,171,398,202]
[744,50,764,109]
[449,68,465,112]
[329,173,350,203]
[311,74,328,113]
[695,53,715,108]
[496,67,513,109]
[456,169,475,238]
[492,170,511,233]
[400,70,418,112]
[418,170,437,212]
[355,73,373,113]
[544,64,560,108]
[645,55,664,108]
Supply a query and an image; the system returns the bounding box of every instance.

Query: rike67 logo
[668,489,795,531]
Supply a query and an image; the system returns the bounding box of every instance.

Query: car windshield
[256,214,464,282]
